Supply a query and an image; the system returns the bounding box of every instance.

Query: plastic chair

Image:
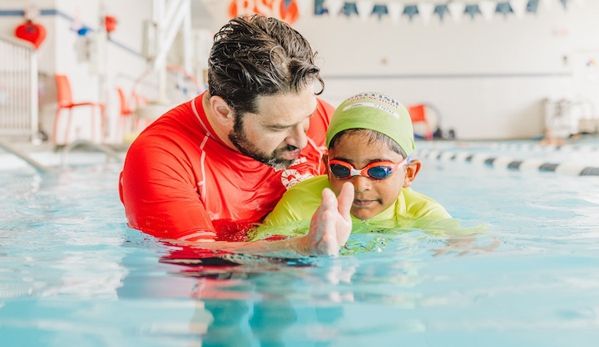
[52,74,106,145]
[408,104,434,140]
[117,87,134,139]
[118,88,154,143]
[131,91,152,131]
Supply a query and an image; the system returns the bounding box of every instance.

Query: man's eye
[268,126,287,132]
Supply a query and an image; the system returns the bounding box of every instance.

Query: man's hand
[172,183,355,258]
[298,182,354,256]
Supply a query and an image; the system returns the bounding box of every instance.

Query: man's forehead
[253,92,317,122]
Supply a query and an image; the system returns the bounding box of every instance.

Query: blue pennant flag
[559,0,568,9]
[373,4,388,20]
[404,5,419,21]
[464,4,480,20]
[496,2,513,17]
[434,4,449,21]
[314,0,327,15]
[293,0,546,20]
[527,0,540,13]
[342,2,358,17]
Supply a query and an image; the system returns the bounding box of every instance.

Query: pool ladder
[0,139,55,174]
[0,139,125,174]
[61,140,124,168]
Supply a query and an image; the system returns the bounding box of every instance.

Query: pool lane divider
[489,142,599,152]
[414,149,599,176]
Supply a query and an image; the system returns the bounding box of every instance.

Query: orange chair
[52,74,106,145]
[117,87,134,138]
[132,92,148,109]
[408,104,434,140]
[131,91,152,132]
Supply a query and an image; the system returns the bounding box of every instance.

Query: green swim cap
[326,91,415,156]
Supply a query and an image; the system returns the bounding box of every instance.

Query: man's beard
[228,119,299,170]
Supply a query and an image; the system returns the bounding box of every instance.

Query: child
[251,91,451,241]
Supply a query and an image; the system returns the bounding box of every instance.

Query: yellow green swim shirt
[252,175,451,240]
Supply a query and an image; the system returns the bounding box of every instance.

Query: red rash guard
[119,93,333,242]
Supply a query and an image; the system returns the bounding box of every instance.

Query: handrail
[61,140,124,168]
[0,33,36,49]
[0,139,55,174]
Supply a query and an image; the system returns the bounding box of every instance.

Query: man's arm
[119,134,217,240]
[170,182,355,257]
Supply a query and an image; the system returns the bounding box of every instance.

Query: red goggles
[328,155,411,180]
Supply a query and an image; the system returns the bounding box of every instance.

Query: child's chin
[351,209,377,221]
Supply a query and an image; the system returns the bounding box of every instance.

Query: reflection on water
[0,167,128,302]
[1,159,599,346]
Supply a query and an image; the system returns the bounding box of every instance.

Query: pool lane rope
[489,142,599,153]
[414,148,599,177]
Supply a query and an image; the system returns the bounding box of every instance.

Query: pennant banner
[434,4,449,22]
[313,0,578,23]
[225,0,579,24]
[448,2,466,23]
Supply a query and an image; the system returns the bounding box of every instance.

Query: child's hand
[300,182,354,256]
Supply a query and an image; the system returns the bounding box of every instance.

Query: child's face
[326,132,407,220]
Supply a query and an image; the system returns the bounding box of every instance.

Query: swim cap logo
[281,169,313,189]
[345,92,401,108]
[343,102,400,119]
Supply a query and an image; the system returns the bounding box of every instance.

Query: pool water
[1,143,599,347]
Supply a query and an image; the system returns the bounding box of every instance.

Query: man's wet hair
[208,15,324,116]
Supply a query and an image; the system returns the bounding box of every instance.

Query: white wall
[201,0,599,140]
[51,0,153,143]
[0,0,153,144]
[2,1,599,141]
[0,0,55,71]
[296,2,599,140]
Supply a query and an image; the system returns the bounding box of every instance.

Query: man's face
[228,88,317,170]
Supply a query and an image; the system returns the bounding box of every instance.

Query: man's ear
[209,95,235,126]
[403,158,422,188]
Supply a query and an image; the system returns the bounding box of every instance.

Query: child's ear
[209,95,234,126]
[403,158,422,188]
[321,152,330,177]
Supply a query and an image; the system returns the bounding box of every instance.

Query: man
[119,15,352,256]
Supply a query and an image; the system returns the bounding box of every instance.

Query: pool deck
[0,138,130,171]
[2,136,599,176]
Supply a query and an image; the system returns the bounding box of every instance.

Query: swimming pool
[1,139,598,346]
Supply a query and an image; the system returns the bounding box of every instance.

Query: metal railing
[0,34,39,141]
[0,139,54,174]
[61,139,124,168]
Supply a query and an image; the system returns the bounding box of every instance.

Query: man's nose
[286,122,309,149]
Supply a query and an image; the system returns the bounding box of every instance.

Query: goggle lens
[366,166,393,180]
[328,156,411,181]
[329,164,351,179]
